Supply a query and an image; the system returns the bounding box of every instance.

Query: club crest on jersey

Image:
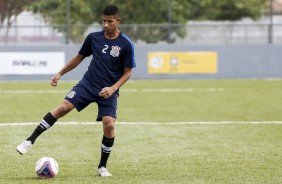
[67,91,76,98]
[110,46,121,57]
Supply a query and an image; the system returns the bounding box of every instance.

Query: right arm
[50,53,85,86]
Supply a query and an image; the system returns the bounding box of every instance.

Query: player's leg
[17,84,91,155]
[97,116,115,176]
[97,95,117,177]
[17,100,75,154]
[97,116,115,177]
[27,100,75,143]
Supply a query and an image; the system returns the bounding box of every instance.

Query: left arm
[99,68,132,98]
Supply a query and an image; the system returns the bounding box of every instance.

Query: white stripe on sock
[101,144,112,153]
[40,119,51,129]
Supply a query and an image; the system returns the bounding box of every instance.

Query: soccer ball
[35,157,59,179]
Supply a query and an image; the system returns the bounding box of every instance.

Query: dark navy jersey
[78,30,136,96]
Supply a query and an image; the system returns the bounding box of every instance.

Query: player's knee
[52,103,73,119]
[58,105,69,114]
[103,117,115,138]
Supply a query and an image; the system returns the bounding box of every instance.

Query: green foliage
[0,0,35,39]
[30,0,95,43]
[0,0,35,25]
[188,0,266,20]
[0,0,36,44]
[27,0,266,43]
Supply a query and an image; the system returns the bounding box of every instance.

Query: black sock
[98,136,115,168]
[27,112,57,144]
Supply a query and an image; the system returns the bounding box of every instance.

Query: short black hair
[103,5,119,16]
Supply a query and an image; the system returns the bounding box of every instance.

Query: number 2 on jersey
[102,45,109,53]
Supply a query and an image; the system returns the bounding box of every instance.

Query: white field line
[0,88,224,94]
[0,90,69,94]
[0,121,282,126]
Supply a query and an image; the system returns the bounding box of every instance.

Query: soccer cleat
[17,140,32,155]
[97,166,112,177]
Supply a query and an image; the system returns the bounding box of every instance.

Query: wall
[0,44,281,81]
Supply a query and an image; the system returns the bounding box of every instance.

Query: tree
[29,0,267,43]
[30,0,95,43]
[0,0,35,44]
[30,0,189,43]
[187,0,266,21]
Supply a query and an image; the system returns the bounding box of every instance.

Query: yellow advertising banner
[148,52,218,74]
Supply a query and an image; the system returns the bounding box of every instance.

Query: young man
[17,5,136,177]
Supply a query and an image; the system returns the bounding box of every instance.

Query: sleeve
[123,41,136,68]
[78,34,92,57]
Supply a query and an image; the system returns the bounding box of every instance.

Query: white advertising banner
[0,52,65,75]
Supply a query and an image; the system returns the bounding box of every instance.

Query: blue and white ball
[35,157,59,179]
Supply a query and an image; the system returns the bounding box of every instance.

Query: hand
[50,73,61,87]
[99,87,116,98]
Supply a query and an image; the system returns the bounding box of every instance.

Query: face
[102,15,120,34]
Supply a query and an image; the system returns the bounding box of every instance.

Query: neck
[105,30,120,39]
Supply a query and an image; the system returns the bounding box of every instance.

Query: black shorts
[65,84,118,121]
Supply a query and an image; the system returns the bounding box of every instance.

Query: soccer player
[17,5,136,177]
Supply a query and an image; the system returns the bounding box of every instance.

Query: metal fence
[0,23,281,45]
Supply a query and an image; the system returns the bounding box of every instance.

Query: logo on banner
[0,52,65,75]
[150,56,163,69]
[170,57,178,66]
[148,51,218,74]
[13,60,47,67]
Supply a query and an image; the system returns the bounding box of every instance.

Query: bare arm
[99,67,133,98]
[50,54,85,86]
